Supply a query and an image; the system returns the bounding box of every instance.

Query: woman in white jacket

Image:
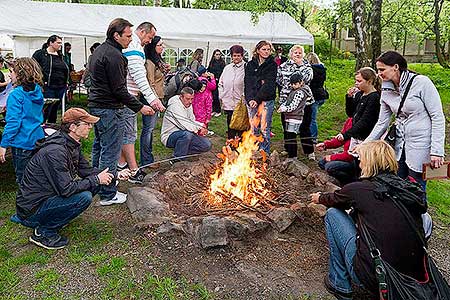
[366,51,445,191]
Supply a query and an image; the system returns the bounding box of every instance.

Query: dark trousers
[319,158,357,185]
[281,105,314,156]
[20,191,93,238]
[212,88,221,113]
[11,147,34,184]
[225,110,244,140]
[43,86,66,124]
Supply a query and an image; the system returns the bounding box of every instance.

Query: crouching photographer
[311,140,450,300]
[11,108,131,250]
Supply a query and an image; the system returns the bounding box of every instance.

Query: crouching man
[161,87,212,159]
[13,108,130,250]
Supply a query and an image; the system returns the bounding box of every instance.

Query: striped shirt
[122,31,158,104]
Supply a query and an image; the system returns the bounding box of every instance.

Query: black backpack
[164,67,197,101]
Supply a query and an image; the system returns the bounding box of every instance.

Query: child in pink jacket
[192,71,216,126]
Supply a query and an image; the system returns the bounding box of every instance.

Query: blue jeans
[43,86,67,124]
[398,150,426,192]
[90,108,124,201]
[325,208,360,297]
[140,113,158,165]
[20,191,92,238]
[319,158,357,185]
[247,100,274,154]
[11,147,34,184]
[310,99,325,141]
[166,130,212,158]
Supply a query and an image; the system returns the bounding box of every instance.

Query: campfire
[206,131,278,212]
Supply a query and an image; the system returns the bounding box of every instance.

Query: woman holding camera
[366,51,445,191]
[311,140,428,299]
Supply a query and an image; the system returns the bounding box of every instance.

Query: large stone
[126,187,170,224]
[267,207,297,232]
[323,182,341,193]
[200,216,228,248]
[283,159,310,178]
[224,213,270,238]
[306,171,339,187]
[307,203,327,218]
[269,150,282,166]
[156,221,184,234]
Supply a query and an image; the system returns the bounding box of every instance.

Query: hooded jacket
[17,131,101,219]
[244,56,277,105]
[309,64,328,101]
[1,84,44,150]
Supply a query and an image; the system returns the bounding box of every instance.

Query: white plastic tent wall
[0,0,314,69]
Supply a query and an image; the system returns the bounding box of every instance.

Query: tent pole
[206,41,210,65]
[84,37,87,67]
[62,37,66,116]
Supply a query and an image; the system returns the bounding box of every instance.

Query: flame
[209,131,270,207]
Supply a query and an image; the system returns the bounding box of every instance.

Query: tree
[369,0,383,67]
[432,0,449,67]
[351,0,370,69]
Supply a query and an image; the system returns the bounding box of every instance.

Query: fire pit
[125,132,340,248]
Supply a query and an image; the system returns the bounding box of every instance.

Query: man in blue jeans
[13,108,131,250]
[161,87,211,158]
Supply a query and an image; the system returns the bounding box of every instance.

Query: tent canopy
[0,0,313,69]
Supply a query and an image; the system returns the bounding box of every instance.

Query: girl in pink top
[192,72,216,126]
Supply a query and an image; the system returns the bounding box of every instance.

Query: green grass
[0,60,449,298]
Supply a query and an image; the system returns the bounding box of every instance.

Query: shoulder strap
[396,74,418,118]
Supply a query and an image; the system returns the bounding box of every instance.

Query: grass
[0,59,449,299]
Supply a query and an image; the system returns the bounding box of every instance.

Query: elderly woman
[244,40,278,154]
[32,35,69,123]
[311,140,428,299]
[366,51,445,192]
[276,45,314,159]
[218,45,246,139]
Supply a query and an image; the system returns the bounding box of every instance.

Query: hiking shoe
[117,163,128,172]
[308,153,316,161]
[10,214,22,224]
[128,169,146,184]
[280,151,289,156]
[206,130,215,136]
[323,276,353,300]
[99,191,127,206]
[29,229,68,250]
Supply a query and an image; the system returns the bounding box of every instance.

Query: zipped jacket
[32,48,69,88]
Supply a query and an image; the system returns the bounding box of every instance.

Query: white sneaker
[280,151,289,156]
[207,130,215,136]
[214,112,221,117]
[308,153,316,161]
[99,191,127,206]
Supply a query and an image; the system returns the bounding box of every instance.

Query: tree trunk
[433,0,449,68]
[153,0,161,6]
[370,0,382,68]
[351,0,370,70]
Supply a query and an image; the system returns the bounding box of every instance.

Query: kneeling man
[14,108,130,249]
[161,87,212,158]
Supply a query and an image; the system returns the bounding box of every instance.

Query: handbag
[384,75,417,148]
[230,97,250,131]
[358,184,450,300]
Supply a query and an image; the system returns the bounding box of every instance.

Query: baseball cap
[62,108,100,124]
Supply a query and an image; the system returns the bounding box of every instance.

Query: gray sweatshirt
[365,71,445,172]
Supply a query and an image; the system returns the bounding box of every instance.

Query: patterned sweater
[276,59,313,105]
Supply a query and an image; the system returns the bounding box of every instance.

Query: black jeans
[281,105,314,156]
[212,88,221,113]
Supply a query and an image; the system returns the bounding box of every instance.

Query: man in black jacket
[87,18,154,206]
[13,108,130,250]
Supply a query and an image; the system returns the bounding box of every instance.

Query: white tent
[0,0,314,70]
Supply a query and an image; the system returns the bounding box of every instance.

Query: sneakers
[206,130,215,136]
[212,112,221,117]
[128,169,146,184]
[29,228,69,250]
[99,191,127,206]
[323,276,353,300]
[117,163,128,172]
[308,153,316,161]
[280,151,289,156]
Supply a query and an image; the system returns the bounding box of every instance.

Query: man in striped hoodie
[120,22,165,183]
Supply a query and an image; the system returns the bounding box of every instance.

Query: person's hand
[316,143,325,151]
[430,155,444,169]
[324,155,331,162]
[336,133,344,141]
[150,98,166,112]
[0,147,6,163]
[140,105,155,116]
[347,87,359,97]
[198,127,208,136]
[97,167,114,185]
[310,192,321,204]
[118,169,132,181]
[249,100,258,108]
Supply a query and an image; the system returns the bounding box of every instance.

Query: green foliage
[313,36,341,59]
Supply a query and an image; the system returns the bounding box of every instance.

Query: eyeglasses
[77,121,93,127]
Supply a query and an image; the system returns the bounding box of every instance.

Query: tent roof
[0,0,314,45]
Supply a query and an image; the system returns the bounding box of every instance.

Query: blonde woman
[276,45,314,159]
[244,40,277,154]
[189,48,204,74]
[311,140,428,299]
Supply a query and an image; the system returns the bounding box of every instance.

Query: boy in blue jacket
[0,58,45,183]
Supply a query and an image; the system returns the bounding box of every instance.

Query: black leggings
[281,105,314,157]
